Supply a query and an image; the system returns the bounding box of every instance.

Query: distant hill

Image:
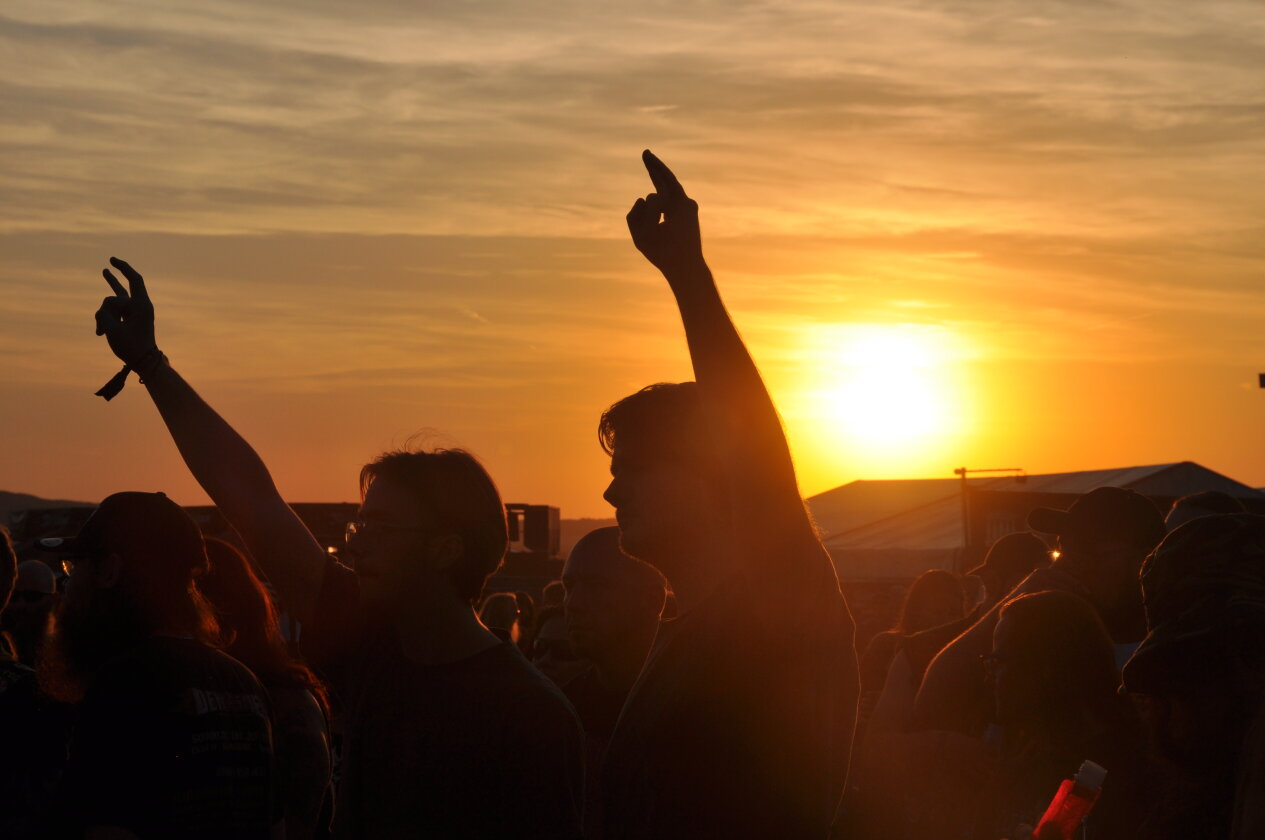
[1,490,93,526]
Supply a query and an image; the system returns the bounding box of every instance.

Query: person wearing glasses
[90,259,582,839]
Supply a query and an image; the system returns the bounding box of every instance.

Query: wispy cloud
[4,0,1265,512]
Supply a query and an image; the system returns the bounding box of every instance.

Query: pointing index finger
[642,149,687,201]
[109,257,148,302]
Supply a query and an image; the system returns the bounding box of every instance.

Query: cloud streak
[4,0,1265,513]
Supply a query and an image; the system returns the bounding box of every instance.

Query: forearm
[668,264,812,538]
[142,360,324,622]
[143,361,277,509]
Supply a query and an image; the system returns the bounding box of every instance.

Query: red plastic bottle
[1030,760,1107,840]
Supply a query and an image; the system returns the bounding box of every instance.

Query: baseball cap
[967,531,1050,580]
[1122,513,1265,694]
[1027,486,1165,549]
[64,492,208,582]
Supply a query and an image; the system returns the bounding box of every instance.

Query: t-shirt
[304,559,584,840]
[0,658,71,839]
[60,636,275,839]
[599,554,858,840]
[560,664,629,837]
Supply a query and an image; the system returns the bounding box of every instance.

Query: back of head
[479,592,520,631]
[1124,513,1265,696]
[567,527,666,596]
[563,527,665,663]
[360,448,508,605]
[896,569,964,634]
[971,532,1051,597]
[15,560,57,597]
[542,580,565,608]
[995,590,1121,730]
[1166,491,1247,532]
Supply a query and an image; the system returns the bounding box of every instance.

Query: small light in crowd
[1050,550,1061,560]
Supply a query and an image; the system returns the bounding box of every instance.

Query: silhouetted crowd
[2,152,1262,839]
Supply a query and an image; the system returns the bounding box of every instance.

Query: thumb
[95,296,128,336]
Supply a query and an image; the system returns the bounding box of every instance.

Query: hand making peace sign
[95,257,157,368]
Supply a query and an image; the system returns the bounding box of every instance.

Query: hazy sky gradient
[4,1,1265,516]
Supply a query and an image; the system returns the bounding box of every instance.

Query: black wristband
[94,347,165,401]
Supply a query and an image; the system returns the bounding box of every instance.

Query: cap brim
[1027,507,1068,535]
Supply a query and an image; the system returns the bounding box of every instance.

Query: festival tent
[806,461,1265,583]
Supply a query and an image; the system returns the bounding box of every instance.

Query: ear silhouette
[427,534,465,572]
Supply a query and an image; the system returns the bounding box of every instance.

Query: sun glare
[786,323,972,476]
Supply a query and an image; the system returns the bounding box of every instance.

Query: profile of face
[346,477,440,610]
[40,552,144,703]
[603,444,721,565]
[562,529,663,662]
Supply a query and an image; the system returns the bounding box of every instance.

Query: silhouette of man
[914,486,1164,735]
[91,259,583,839]
[45,493,275,838]
[1,528,70,839]
[559,526,665,832]
[596,152,858,839]
[1122,513,1265,839]
[1,560,58,668]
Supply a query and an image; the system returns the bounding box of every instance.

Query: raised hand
[626,150,707,281]
[95,257,156,367]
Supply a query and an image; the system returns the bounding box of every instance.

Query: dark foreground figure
[91,258,583,838]
[49,493,275,839]
[596,152,859,839]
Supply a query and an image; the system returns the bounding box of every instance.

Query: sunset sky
[4,1,1265,518]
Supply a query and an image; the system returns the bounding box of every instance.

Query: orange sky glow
[3,2,1265,517]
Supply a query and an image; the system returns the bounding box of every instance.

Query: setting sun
[781,323,975,484]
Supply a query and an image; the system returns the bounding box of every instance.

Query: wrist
[665,262,716,301]
[662,257,711,286]
[132,347,168,382]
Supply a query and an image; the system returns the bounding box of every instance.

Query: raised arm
[93,258,326,624]
[626,151,821,572]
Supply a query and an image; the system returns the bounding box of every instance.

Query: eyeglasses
[344,520,429,545]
